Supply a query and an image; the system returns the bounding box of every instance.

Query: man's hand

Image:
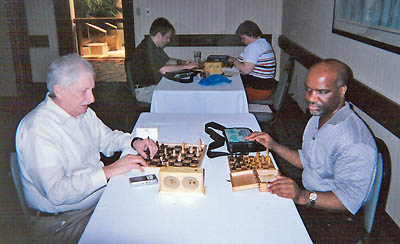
[245,132,277,150]
[133,138,158,159]
[247,132,303,169]
[103,155,148,180]
[267,175,309,205]
[183,60,198,69]
[226,56,235,67]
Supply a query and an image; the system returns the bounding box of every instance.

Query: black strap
[204,122,230,158]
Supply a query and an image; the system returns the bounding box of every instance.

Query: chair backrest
[272,57,294,111]
[363,137,391,234]
[124,57,137,98]
[10,152,30,225]
[124,57,151,110]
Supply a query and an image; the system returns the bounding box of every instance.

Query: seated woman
[228,20,277,100]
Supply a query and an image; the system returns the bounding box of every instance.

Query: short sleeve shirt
[299,103,377,214]
[238,38,275,79]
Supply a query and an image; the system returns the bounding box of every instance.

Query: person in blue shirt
[246,59,377,244]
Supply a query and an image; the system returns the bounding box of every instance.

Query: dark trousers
[296,205,364,244]
[29,205,95,244]
[240,74,277,90]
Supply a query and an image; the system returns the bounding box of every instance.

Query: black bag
[207,55,229,66]
[205,122,266,158]
[164,69,199,83]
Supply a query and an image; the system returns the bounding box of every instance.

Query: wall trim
[144,34,272,47]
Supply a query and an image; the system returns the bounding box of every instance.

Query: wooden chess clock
[228,152,278,192]
[159,167,205,194]
[204,61,223,76]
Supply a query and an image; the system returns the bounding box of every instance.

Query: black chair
[124,57,151,112]
[248,57,295,126]
[9,152,30,226]
[357,137,391,243]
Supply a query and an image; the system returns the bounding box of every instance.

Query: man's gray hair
[47,54,94,97]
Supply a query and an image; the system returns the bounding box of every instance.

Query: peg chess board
[146,140,206,168]
[227,152,278,192]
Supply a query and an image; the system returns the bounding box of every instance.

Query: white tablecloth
[150,70,249,114]
[79,113,312,244]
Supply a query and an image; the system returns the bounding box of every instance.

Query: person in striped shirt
[228,20,277,100]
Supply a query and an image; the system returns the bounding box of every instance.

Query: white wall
[24,0,59,83]
[133,0,282,76]
[282,0,400,226]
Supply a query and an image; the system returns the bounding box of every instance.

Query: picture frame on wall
[332,0,400,55]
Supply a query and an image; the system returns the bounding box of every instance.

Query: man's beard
[308,102,324,116]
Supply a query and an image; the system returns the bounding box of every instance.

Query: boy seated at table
[128,17,198,103]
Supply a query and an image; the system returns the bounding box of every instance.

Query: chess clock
[159,167,205,195]
[204,62,223,76]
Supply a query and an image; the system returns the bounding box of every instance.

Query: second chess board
[228,152,278,192]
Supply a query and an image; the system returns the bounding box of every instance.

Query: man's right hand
[226,56,235,67]
[247,132,303,169]
[245,132,277,150]
[103,154,148,180]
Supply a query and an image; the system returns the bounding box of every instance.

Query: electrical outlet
[145,8,150,16]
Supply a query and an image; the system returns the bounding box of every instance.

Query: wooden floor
[0,81,397,243]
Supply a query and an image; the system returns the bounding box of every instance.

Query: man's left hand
[133,139,158,159]
[267,175,308,205]
[184,60,198,69]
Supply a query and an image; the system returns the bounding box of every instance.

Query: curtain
[337,0,400,31]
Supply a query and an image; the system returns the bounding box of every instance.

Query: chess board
[227,152,278,192]
[146,141,206,168]
[228,152,274,173]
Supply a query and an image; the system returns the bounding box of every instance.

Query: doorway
[55,0,136,82]
[72,0,125,82]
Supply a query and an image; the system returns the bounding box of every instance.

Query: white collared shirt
[15,94,136,213]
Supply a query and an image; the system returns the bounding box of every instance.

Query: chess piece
[196,147,201,157]
[181,143,186,154]
[178,153,182,162]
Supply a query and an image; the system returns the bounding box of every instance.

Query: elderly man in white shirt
[15,54,158,243]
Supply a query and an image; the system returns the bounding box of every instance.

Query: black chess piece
[144,148,151,161]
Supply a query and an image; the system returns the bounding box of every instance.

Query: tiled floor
[90,59,127,83]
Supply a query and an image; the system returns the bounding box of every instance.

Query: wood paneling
[54,0,74,56]
[4,0,32,95]
[170,34,272,47]
[28,35,49,48]
[145,34,272,47]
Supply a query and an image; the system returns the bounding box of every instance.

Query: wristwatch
[131,137,143,150]
[309,191,318,206]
